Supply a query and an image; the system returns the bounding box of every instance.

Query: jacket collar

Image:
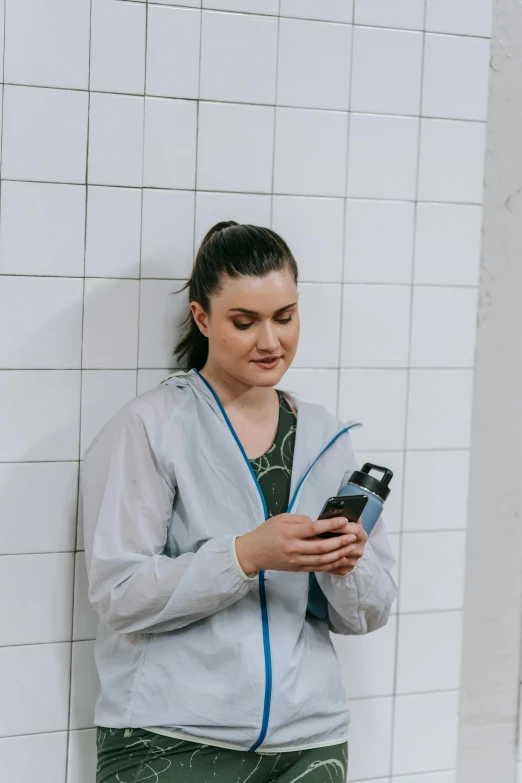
[162,369,361,500]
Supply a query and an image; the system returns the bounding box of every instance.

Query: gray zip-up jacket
[81,369,397,753]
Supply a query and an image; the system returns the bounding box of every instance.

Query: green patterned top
[249,391,297,518]
[249,391,329,622]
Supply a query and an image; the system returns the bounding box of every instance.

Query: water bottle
[306,462,393,620]
[339,463,393,536]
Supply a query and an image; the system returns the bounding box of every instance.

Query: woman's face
[191,268,300,388]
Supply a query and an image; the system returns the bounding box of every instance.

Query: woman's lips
[252,357,281,370]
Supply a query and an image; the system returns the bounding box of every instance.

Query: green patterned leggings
[96,728,348,783]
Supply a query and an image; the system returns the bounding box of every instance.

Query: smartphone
[316,494,368,538]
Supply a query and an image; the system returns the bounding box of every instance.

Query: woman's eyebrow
[228,302,297,315]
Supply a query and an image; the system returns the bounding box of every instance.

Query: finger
[297,544,356,567]
[325,556,357,571]
[287,533,357,556]
[330,521,365,537]
[303,516,349,539]
[313,557,355,572]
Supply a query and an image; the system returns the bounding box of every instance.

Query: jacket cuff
[331,560,359,583]
[232,536,259,581]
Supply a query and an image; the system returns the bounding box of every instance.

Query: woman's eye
[233,322,253,330]
[276,317,293,324]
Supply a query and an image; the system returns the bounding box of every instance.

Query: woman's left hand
[327,520,368,576]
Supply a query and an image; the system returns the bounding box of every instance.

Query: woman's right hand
[234,513,358,575]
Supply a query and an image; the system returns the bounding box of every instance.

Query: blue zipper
[193,370,355,752]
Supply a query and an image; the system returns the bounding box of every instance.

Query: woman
[82,221,397,783]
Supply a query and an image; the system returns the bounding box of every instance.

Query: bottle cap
[348,463,393,502]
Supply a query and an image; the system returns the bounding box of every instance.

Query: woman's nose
[258,323,279,352]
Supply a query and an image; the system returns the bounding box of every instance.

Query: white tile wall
[425,0,493,38]
[418,119,487,203]
[141,189,196,279]
[0,553,74,645]
[351,27,423,115]
[67,729,97,783]
[392,691,459,774]
[147,6,200,99]
[410,287,478,368]
[0,732,68,783]
[294,283,342,368]
[274,107,348,197]
[205,0,279,16]
[396,612,463,693]
[272,196,344,282]
[341,285,411,367]
[80,370,137,457]
[339,369,408,451]
[0,462,78,554]
[403,450,470,531]
[400,532,466,612]
[414,203,482,286]
[348,697,394,779]
[0,2,491,781]
[281,0,353,23]
[90,0,146,95]
[4,0,90,90]
[345,200,415,284]
[143,98,198,189]
[278,368,339,412]
[2,86,89,183]
[354,0,424,30]
[277,18,352,110]
[201,10,277,104]
[333,615,397,699]
[85,186,142,278]
[347,114,419,200]
[198,102,275,192]
[88,93,144,187]
[0,181,86,276]
[422,34,490,121]
[0,276,83,368]
[0,643,71,736]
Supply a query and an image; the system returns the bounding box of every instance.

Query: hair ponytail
[174,221,298,371]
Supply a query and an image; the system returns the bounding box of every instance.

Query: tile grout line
[0,272,485,290]
[335,7,357,417]
[39,1,496,39]
[389,1,428,777]
[268,0,280,230]
[190,0,203,265]
[135,0,150,393]
[64,1,95,774]
[0,0,7,247]
[0,82,491,125]
[0,178,488,207]
[0,82,487,125]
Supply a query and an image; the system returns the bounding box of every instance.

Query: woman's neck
[199,363,277,414]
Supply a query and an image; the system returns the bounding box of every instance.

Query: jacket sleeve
[81,405,257,635]
[314,516,398,635]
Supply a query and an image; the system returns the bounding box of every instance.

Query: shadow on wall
[0,274,183,777]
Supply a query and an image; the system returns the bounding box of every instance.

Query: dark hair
[174,221,298,371]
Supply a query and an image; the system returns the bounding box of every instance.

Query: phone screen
[316,494,368,538]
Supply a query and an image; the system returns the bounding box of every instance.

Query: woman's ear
[190,302,210,337]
